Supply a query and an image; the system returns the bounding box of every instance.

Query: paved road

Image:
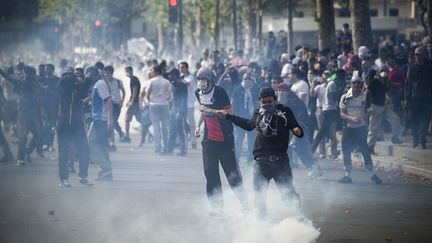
[0,139,431,243]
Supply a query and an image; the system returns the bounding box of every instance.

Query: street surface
[0,138,431,243]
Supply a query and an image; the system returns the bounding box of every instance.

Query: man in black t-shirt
[216,87,303,216]
[121,66,142,143]
[194,68,247,215]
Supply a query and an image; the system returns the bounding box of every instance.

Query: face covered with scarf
[197,78,212,93]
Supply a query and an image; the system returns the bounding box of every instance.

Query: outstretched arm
[216,109,256,131]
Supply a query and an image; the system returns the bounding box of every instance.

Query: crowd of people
[1,24,431,214]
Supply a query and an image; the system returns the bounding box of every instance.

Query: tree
[287,0,294,55]
[233,0,238,50]
[416,0,432,40]
[316,0,336,51]
[350,0,373,51]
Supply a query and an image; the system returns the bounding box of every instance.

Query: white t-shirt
[323,81,338,111]
[183,73,196,108]
[291,80,309,107]
[314,83,326,108]
[106,78,124,105]
[148,75,171,106]
[281,63,293,83]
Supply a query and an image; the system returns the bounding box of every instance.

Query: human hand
[292,127,302,137]
[216,110,228,118]
[194,127,201,137]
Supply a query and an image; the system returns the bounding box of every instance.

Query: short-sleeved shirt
[339,89,367,128]
[129,76,141,104]
[195,86,234,142]
[183,73,196,108]
[314,83,326,108]
[107,78,124,105]
[92,79,111,121]
[323,81,338,111]
[148,75,171,106]
[291,79,309,107]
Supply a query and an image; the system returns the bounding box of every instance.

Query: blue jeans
[88,120,111,172]
[149,105,169,151]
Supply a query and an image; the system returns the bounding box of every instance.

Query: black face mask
[261,103,276,114]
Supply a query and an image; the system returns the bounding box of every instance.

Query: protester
[195,67,248,215]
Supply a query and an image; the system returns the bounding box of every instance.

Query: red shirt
[388,66,405,94]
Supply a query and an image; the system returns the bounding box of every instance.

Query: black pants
[409,98,432,146]
[167,110,188,154]
[112,104,123,137]
[42,102,57,147]
[311,109,339,153]
[17,115,42,160]
[57,122,90,180]
[253,158,298,214]
[201,137,245,208]
[341,126,373,172]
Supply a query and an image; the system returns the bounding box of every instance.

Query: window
[389,8,399,17]
[370,9,378,17]
[338,9,351,17]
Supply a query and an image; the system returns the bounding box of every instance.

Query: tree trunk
[157,24,164,55]
[178,0,183,58]
[428,0,432,39]
[317,0,336,51]
[287,0,294,55]
[248,0,256,52]
[233,0,238,50]
[215,0,221,49]
[350,0,373,51]
[257,0,263,51]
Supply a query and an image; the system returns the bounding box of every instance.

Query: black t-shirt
[367,78,387,106]
[195,86,234,142]
[226,104,303,159]
[171,80,188,114]
[129,75,141,103]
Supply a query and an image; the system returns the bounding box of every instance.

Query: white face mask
[241,79,254,89]
[198,79,210,92]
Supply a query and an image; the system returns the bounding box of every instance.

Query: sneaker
[79,178,94,186]
[42,145,49,151]
[48,146,55,152]
[120,136,131,143]
[318,154,326,159]
[371,174,382,184]
[59,179,71,187]
[96,170,113,181]
[391,137,403,145]
[16,160,26,166]
[308,164,324,178]
[109,144,117,152]
[338,176,353,184]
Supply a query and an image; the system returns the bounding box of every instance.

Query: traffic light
[168,0,178,23]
